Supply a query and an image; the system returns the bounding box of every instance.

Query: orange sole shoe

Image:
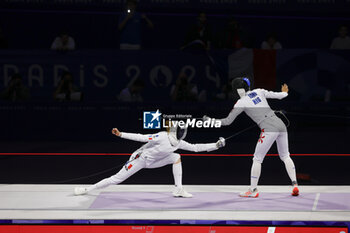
[292,186,299,196]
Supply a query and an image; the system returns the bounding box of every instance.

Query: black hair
[61,71,73,82]
[132,78,144,87]
[11,73,22,80]
[126,0,137,5]
[266,32,278,40]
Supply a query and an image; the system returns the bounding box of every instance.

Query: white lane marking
[312,193,320,211]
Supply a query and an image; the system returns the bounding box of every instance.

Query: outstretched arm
[263,84,289,99]
[204,107,243,126]
[141,14,154,29]
[204,101,244,126]
[112,128,155,143]
[218,107,244,126]
[118,14,132,31]
[178,138,225,152]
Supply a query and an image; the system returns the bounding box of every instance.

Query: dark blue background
[0,1,349,185]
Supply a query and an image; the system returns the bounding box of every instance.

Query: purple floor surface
[89,192,319,211]
[316,193,350,210]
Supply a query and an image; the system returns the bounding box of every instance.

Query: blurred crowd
[0,0,350,103]
[0,0,349,51]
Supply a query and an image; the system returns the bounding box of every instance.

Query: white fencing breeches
[90,153,180,190]
[253,130,290,163]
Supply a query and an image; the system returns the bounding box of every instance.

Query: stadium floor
[0,185,349,221]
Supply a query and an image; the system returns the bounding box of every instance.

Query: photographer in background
[118,0,154,50]
[0,73,30,101]
[118,78,145,102]
[182,12,212,50]
[170,72,198,102]
[261,33,282,50]
[51,31,75,51]
[330,25,350,49]
[54,71,82,101]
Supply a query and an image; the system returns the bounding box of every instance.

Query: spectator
[118,78,144,102]
[51,31,75,51]
[0,27,8,49]
[170,73,198,102]
[216,78,234,101]
[54,71,82,101]
[330,25,350,49]
[220,17,246,49]
[261,33,282,50]
[182,12,212,50]
[0,73,30,101]
[118,0,154,50]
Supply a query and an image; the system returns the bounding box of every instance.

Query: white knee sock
[283,157,297,184]
[172,162,183,189]
[250,160,261,190]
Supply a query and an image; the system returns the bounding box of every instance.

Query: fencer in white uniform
[74,124,225,197]
[205,77,299,197]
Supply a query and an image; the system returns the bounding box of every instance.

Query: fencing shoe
[173,187,193,198]
[292,185,299,196]
[74,187,88,196]
[239,188,259,198]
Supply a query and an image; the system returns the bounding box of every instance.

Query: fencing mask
[231,77,251,98]
[168,123,188,146]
